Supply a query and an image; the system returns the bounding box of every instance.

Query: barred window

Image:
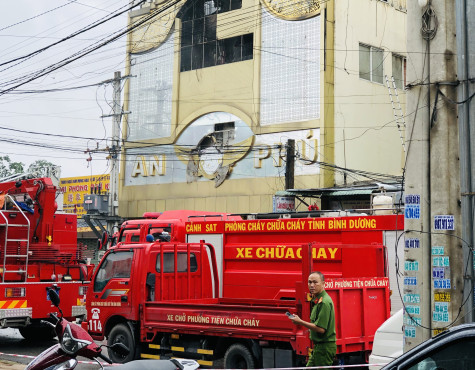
[179,0,253,72]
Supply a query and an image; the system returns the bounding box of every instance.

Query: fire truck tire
[18,325,56,341]
[107,324,136,363]
[224,344,256,369]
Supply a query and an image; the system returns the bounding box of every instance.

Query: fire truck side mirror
[146,273,156,289]
[146,273,156,301]
[98,231,109,250]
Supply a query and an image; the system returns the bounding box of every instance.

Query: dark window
[194,18,204,44]
[94,251,133,292]
[204,15,216,41]
[406,338,475,370]
[181,21,193,46]
[217,0,230,13]
[178,0,251,72]
[204,41,217,67]
[180,2,193,21]
[220,35,249,64]
[192,44,204,69]
[216,0,241,12]
[242,33,253,61]
[194,1,204,18]
[230,0,241,11]
[119,231,140,243]
[181,46,192,72]
[156,253,198,273]
[214,122,235,145]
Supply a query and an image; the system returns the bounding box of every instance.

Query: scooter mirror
[47,288,60,307]
[110,342,130,357]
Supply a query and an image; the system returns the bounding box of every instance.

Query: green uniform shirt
[309,290,336,343]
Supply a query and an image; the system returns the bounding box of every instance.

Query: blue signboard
[434,215,454,230]
[433,279,451,289]
[432,267,445,279]
[405,195,421,219]
[405,238,420,248]
[404,277,417,286]
[405,205,420,219]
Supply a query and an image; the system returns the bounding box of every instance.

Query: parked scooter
[26,286,199,370]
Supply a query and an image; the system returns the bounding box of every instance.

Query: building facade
[119,0,407,216]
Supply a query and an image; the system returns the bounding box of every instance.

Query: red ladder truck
[0,175,94,339]
[86,212,403,367]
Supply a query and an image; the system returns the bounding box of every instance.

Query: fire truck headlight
[5,287,25,298]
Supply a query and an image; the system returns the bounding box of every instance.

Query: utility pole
[285,139,295,190]
[405,0,461,351]
[456,0,475,323]
[83,71,130,239]
[94,71,130,235]
[109,71,121,234]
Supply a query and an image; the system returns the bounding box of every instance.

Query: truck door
[89,250,134,333]
[147,244,214,301]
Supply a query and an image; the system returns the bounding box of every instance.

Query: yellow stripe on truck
[197,349,213,355]
[141,354,160,359]
[7,300,19,309]
[0,300,27,309]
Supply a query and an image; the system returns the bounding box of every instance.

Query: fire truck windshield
[93,251,133,292]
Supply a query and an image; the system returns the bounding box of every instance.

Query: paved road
[0,327,107,369]
[0,328,219,369]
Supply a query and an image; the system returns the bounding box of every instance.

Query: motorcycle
[26,286,199,370]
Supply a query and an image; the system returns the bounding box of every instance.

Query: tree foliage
[28,160,56,173]
[0,157,58,179]
[0,156,24,178]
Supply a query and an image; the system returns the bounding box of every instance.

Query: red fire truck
[86,212,403,367]
[113,210,240,245]
[0,176,94,339]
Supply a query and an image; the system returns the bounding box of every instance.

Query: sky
[0,0,134,178]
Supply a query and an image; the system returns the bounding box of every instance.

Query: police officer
[290,271,336,367]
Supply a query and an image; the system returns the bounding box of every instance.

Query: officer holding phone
[288,271,336,367]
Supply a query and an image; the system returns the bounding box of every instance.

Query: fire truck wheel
[224,344,256,369]
[107,324,136,363]
[18,325,56,341]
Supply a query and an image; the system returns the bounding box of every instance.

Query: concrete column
[404,0,461,351]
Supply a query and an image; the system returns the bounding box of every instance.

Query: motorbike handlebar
[48,312,60,322]
[40,320,56,328]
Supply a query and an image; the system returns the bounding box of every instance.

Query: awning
[276,188,376,198]
[276,182,402,197]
